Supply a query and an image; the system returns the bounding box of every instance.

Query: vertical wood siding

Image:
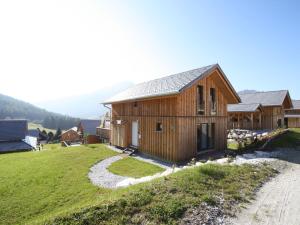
[111,70,233,162]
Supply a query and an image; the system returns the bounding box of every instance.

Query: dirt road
[228,149,300,225]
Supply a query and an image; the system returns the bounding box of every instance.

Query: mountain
[0,93,79,130]
[36,81,133,119]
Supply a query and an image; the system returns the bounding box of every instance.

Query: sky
[0,0,299,103]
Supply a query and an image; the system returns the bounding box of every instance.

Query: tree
[53,128,62,141]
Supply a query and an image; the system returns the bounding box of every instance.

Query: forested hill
[0,93,80,130]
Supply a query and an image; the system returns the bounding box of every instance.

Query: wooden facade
[285,109,300,128]
[61,129,80,143]
[110,68,239,162]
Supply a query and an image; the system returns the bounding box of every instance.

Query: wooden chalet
[61,127,80,144]
[285,100,300,128]
[103,64,240,162]
[228,90,293,130]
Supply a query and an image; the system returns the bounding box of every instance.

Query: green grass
[268,128,300,148]
[0,144,277,225]
[0,144,118,225]
[48,164,276,225]
[28,122,57,133]
[108,157,165,178]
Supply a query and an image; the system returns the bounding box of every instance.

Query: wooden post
[237,113,240,129]
[251,113,254,130]
[259,113,262,130]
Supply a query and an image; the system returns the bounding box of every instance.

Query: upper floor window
[210,88,217,115]
[156,122,163,132]
[197,85,205,115]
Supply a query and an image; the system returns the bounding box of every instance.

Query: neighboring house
[228,90,293,130]
[61,127,80,144]
[228,103,263,130]
[0,120,35,153]
[96,112,111,143]
[285,100,300,128]
[103,64,240,162]
[78,120,101,144]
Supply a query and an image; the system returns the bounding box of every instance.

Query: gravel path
[88,155,129,189]
[227,149,300,225]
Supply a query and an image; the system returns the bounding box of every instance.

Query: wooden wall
[261,106,284,130]
[61,130,80,143]
[111,70,235,162]
[288,118,300,128]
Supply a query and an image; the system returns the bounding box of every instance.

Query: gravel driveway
[88,155,129,189]
[228,149,300,225]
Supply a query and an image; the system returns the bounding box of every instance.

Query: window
[156,122,163,132]
[133,102,138,107]
[210,88,217,115]
[197,123,215,152]
[197,85,205,115]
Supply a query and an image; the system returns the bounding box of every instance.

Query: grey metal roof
[27,129,39,138]
[228,103,261,112]
[0,120,28,141]
[239,90,289,106]
[0,141,33,153]
[104,64,223,104]
[79,120,100,135]
[292,100,300,109]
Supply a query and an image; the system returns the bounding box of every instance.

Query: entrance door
[131,121,139,147]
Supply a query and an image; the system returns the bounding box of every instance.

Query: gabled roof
[62,127,78,134]
[79,120,100,135]
[0,120,28,142]
[239,90,291,107]
[103,64,240,104]
[228,103,262,113]
[292,100,300,109]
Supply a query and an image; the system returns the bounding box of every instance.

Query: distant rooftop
[79,120,100,135]
[239,90,290,106]
[292,100,300,109]
[0,120,28,142]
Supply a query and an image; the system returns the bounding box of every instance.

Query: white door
[131,121,139,147]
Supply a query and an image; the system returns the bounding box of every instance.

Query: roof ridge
[132,64,217,86]
[239,90,288,95]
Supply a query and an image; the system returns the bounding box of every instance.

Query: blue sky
[0,0,299,102]
[108,0,300,97]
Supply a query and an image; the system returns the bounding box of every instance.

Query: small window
[156,122,163,132]
[133,102,138,107]
[197,85,205,115]
[210,88,217,114]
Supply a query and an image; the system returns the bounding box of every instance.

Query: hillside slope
[0,93,79,130]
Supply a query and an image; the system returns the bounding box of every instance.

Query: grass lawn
[49,163,276,225]
[268,128,300,148]
[0,144,119,225]
[108,157,165,178]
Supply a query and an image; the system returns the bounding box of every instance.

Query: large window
[210,88,217,115]
[197,123,215,152]
[197,85,205,115]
